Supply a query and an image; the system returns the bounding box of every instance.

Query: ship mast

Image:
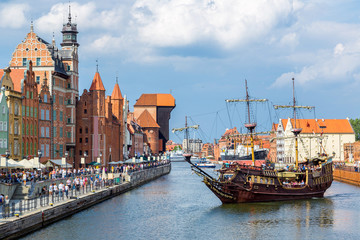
[244,80,256,166]
[172,116,199,154]
[226,80,268,166]
[274,78,314,169]
[185,116,189,153]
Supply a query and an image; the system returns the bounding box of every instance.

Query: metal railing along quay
[1,178,122,219]
[334,165,359,172]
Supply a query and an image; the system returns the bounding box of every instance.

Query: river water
[22,162,360,240]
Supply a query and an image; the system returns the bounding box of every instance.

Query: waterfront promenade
[0,162,171,239]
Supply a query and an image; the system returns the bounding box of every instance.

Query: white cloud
[35,2,125,34]
[0,3,28,29]
[131,0,299,48]
[334,43,344,56]
[279,33,299,48]
[273,41,360,87]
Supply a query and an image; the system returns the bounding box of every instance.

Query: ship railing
[263,170,277,177]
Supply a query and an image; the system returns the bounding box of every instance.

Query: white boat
[168,150,185,162]
[194,159,216,168]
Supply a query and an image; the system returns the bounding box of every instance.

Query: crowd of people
[0,159,170,185]
[38,175,112,199]
[282,179,306,188]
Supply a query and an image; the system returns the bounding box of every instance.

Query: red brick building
[38,73,52,162]
[21,61,39,158]
[137,109,160,154]
[201,143,214,158]
[134,94,175,154]
[75,71,122,167]
[110,80,124,161]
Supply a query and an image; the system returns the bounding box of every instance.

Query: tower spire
[96,59,99,72]
[52,32,56,46]
[61,2,79,48]
[68,2,72,23]
[30,20,34,32]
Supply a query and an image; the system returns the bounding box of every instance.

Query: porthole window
[34,48,38,51]
[26,48,29,51]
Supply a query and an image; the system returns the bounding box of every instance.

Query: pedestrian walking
[59,182,64,198]
[65,184,69,198]
[4,195,10,218]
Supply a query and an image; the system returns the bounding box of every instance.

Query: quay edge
[333,169,360,187]
[0,164,171,240]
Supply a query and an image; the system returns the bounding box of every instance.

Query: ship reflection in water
[22,162,360,240]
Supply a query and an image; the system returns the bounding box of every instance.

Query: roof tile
[89,72,105,91]
[137,109,160,128]
[135,93,175,107]
[111,82,123,99]
[282,118,354,134]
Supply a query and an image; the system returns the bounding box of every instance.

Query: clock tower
[60,5,79,163]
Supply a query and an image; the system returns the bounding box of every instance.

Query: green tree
[350,118,360,141]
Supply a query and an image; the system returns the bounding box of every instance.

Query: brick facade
[21,61,39,158]
[134,94,175,154]
[75,72,121,168]
[38,74,52,162]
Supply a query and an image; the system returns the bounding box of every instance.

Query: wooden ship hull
[188,156,333,203]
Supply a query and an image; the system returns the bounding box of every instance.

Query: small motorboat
[195,159,216,168]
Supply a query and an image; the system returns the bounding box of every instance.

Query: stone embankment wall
[0,164,171,240]
[0,184,18,200]
[333,169,360,187]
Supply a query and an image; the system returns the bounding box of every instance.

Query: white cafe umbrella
[18,159,34,169]
[6,159,22,168]
[29,158,46,168]
[44,160,53,168]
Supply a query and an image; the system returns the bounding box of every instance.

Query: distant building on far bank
[166,140,182,152]
[201,143,214,158]
[134,94,175,155]
[344,141,360,162]
[272,118,355,162]
[183,138,203,154]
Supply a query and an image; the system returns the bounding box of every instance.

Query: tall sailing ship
[186,79,334,203]
[172,116,199,161]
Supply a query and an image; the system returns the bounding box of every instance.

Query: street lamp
[37,149,42,178]
[5,149,10,176]
[99,152,102,166]
[83,151,87,168]
[65,151,69,170]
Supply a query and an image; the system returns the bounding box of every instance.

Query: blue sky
[1,0,360,143]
